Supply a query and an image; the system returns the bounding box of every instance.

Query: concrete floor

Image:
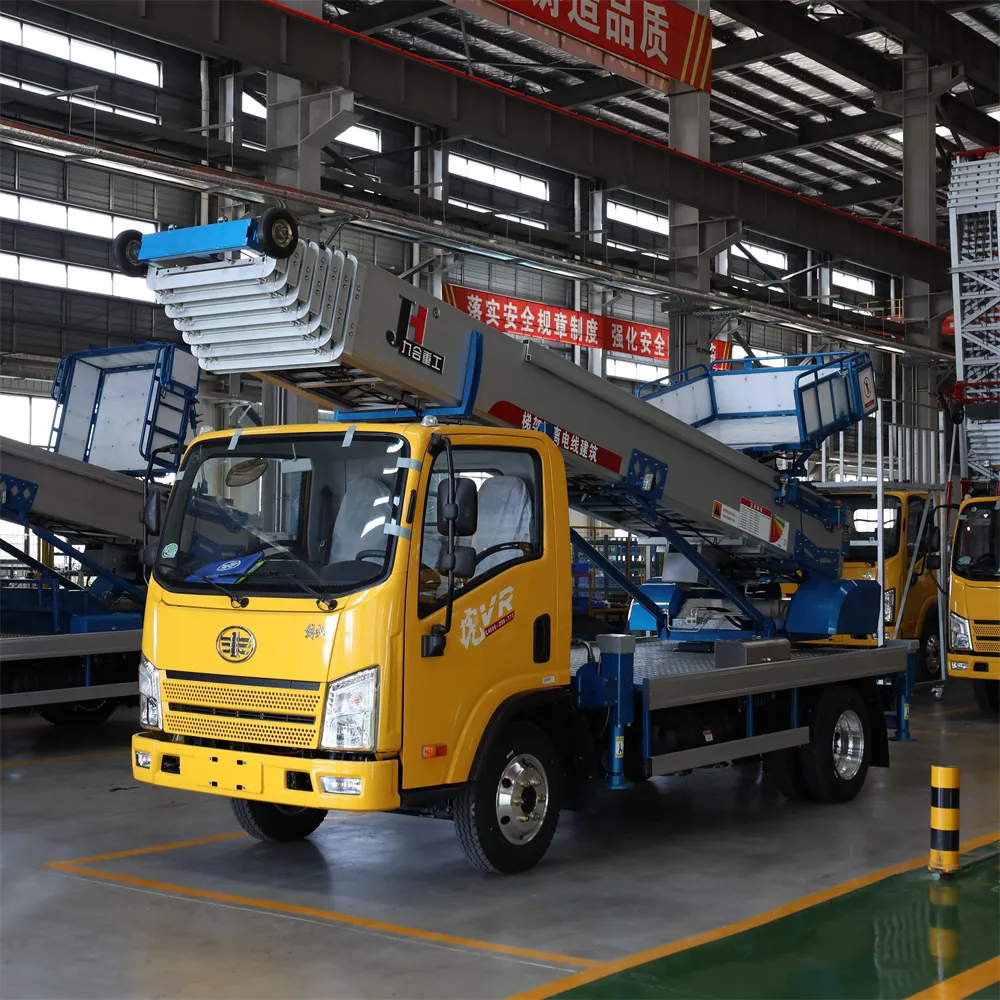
[2,687,997,1000]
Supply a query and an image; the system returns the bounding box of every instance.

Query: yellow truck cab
[947,494,1000,715]
[809,489,941,680]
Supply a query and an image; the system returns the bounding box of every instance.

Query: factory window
[448,154,549,201]
[0,252,155,302]
[606,201,670,236]
[0,16,162,87]
[0,194,156,239]
[448,198,547,230]
[605,239,670,262]
[731,345,786,368]
[0,75,160,122]
[832,269,876,296]
[731,242,788,272]
[606,358,669,383]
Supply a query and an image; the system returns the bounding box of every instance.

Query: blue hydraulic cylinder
[596,634,635,790]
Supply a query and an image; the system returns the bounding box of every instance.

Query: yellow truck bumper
[947,654,1000,681]
[131,733,400,811]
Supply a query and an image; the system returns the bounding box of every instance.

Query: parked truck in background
[947,493,1000,716]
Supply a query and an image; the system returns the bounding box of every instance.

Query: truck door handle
[533,614,550,663]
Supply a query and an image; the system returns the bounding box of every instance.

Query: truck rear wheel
[230,799,327,841]
[454,721,561,874]
[972,680,1000,717]
[799,686,872,803]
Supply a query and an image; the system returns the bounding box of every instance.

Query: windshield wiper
[257,569,338,611]
[188,569,250,609]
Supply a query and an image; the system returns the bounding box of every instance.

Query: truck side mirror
[925,553,941,571]
[926,526,940,552]
[439,544,476,579]
[141,540,158,570]
[141,486,166,536]
[437,478,478,537]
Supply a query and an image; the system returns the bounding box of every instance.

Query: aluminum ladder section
[147,245,845,572]
[637,352,877,455]
[0,435,144,542]
[948,149,1000,484]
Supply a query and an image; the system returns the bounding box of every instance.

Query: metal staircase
[948,148,1000,486]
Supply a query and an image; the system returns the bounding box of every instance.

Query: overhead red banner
[483,0,712,92]
[443,283,673,362]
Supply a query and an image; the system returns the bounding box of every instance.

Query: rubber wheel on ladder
[112,229,147,277]
[256,208,298,259]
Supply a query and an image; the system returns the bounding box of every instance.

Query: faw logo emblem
[216,626,256,663]
[386,295,446,373]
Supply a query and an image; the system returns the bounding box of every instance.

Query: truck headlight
[321,667,378,751]
[883,588,896,624]
[138,655,161,729]
[949,612,972,651]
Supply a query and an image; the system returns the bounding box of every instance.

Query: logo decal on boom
[387,295,446,373]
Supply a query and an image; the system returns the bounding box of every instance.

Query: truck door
[401,440,558,790]
[901,495,938,639]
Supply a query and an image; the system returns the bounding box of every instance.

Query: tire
[454,721,561,874]
[40,699,117,726]
[764,746,809,800]
[799,685,872,803]
[230,799,327,841]
[918,615,942,684]
[112,229,146,277]
[256,208,298,259]
[972,680,1000,717]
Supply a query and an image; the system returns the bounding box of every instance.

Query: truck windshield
[154,432,409,599]
[953,500,1000,582]
[840,494,902,562]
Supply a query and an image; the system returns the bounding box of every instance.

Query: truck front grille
[162,675,323,749]
[972,621,1000,654]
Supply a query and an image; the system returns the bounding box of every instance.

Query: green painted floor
[555,846,1000,1000]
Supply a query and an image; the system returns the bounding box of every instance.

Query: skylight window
[1,15,162,86]
[448,198,547,229]
[0,193,155,239]
[832,269,875,296]
[607,200,670,236]
[448,154,549,201]
[731,242,788,271]
[1,252,155,302]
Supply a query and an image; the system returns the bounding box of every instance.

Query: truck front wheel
[972,680,1000,717]
[799,685,872,803]
[230,799,327,841]
[454,721,561,874]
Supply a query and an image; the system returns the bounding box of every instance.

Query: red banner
[485,0,712,92]
[442,283,672,362]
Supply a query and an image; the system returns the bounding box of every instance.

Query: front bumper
[132,733,400,811]
[947,653,999,681]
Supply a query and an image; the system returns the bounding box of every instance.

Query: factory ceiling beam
[713,110,900,164]
[710,14,869,71]
[543,75,646,109]
[713,1,898,92]
[40,0,949,287]
[330,1,449,35]
[938,93,1000,149]
[836,0,999,97]
[819,172,950,209]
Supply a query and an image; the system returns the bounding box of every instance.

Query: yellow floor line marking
[909,729,1000,740]
[907,955,1000,1000]
[0,749,123,768]
[508,831,1000,1000]
[47,862,599,969]
[46,831,248,866]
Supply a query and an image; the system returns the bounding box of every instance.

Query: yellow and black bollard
[929,765,960,875]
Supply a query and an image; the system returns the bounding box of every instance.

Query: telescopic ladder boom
[137,222,877,585]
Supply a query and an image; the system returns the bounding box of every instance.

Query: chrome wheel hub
[832,709,865,779]
[271,219,293,247]
[495,753,549,845]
